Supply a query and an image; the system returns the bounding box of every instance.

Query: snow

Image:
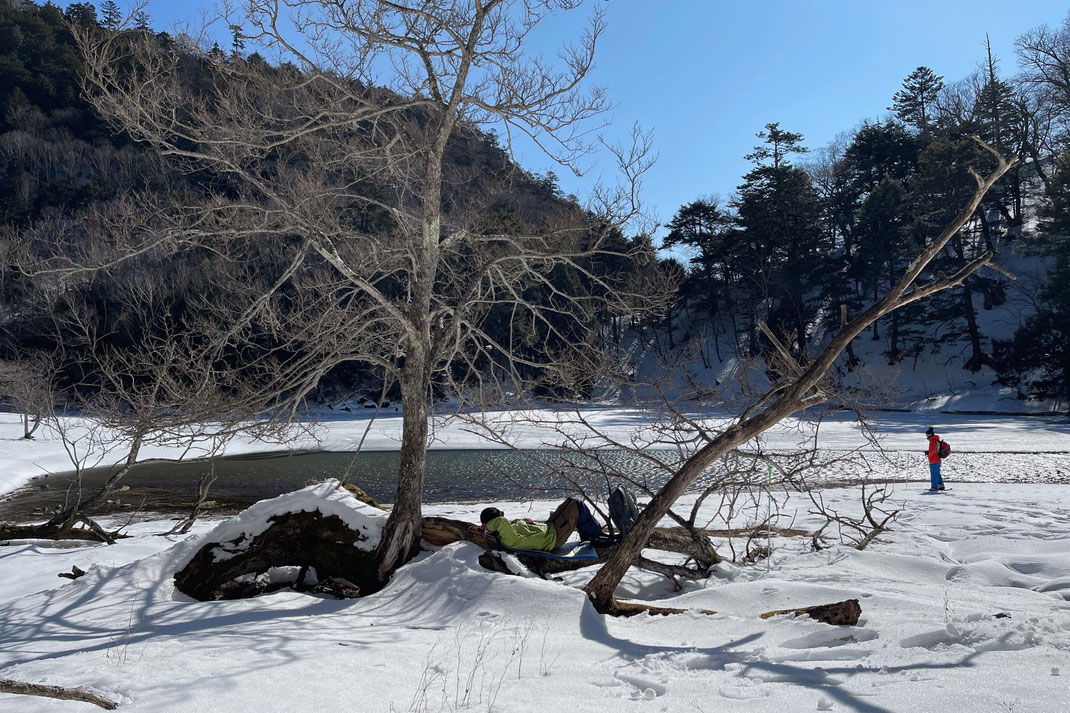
[3,410,1070,711]
[2,479,1070,710]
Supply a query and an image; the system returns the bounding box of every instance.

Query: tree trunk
[174,509,382,600]
[793,299,808,358]
[961,280,991,372]
[760,599,862,626]
[584,410,787,609]
[373,147,444,584]
[888,274,901,362]
[48,434,144,530]
[889,308,901,364]
[978,209,995,253]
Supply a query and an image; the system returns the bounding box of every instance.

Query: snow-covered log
[173,482,388,601]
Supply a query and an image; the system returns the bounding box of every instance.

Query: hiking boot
[938,485,946,490]
[589,533,621,548]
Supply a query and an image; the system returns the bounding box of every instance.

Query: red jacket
[927,434,942,464]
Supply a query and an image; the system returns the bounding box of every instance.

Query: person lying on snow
[480,498,603,552]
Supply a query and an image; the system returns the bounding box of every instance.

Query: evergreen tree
[734,124,825,357]
[911,137,998,372]
[974,38,1023,236]
[998,151,1070,401]
[744,122,808,170]
[663,199,733,318]
[855,177,914,361]
[133,9,150,31]
[100,0,121,30]
[230,24,245,58]
[62,1,97,28]
[891,66,944,135]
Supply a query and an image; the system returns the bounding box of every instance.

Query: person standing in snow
[926,426,945,491]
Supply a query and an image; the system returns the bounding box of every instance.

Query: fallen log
[171,511,721,602]
[425,516,717,580]
[0,678,118,710]
[760,599,862,626]
[0,522,114,544]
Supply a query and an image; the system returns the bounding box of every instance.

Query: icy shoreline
[4,408,1070,499]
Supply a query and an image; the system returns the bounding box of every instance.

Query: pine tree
[999,151,1070,400]
[744,122,808,170]
[100,0,121,30]
[734,124,825,357]
[855,177,913,361]
[230,24,245,58]
[911,137,997,372]
[133,9,150,31]
[891,66,944,135]
[663,199,732,318]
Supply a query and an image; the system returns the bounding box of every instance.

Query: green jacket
[485,516,557,551]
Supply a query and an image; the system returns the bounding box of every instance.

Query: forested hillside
[659,37,1070,410]
[0,0,655,413]
[1,0,1069,413]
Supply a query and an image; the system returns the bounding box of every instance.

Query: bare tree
[808,481,900,552]
[0,350,59,439]
[0,252,307,541]
[67,0,658,586]
[1017,15,1070,111]
[578,139,1016,613]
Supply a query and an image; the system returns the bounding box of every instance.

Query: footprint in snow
[779,628,878,650]
[614,672,666,699]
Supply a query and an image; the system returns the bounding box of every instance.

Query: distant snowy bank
[2,408,1069,499]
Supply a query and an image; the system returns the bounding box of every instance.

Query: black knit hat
[925,427,935,436]
[480,507,504,525]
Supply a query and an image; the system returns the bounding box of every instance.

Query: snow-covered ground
[2,409,1069,712]
[1,481,1069,712]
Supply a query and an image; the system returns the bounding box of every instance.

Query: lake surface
[7,445,1064,522]
[0,449,686,519]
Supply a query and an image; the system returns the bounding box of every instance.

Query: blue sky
[76,0,1070,239]
[527,0,1070,235]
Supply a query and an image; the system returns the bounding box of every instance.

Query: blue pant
[568,498,603,541]
[929,462,944,489]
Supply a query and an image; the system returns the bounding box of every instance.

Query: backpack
[608,485,640,535]
[937,440,951,458]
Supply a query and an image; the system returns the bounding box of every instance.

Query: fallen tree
[174,508,725,601]
[422,515,721,583]
[580,139,1017,613]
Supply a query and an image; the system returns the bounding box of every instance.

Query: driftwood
[174,510,383,601]
[0,520,116,544]
[760,599,862,626]
[58,565,87,580]
[0,679,118,710]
